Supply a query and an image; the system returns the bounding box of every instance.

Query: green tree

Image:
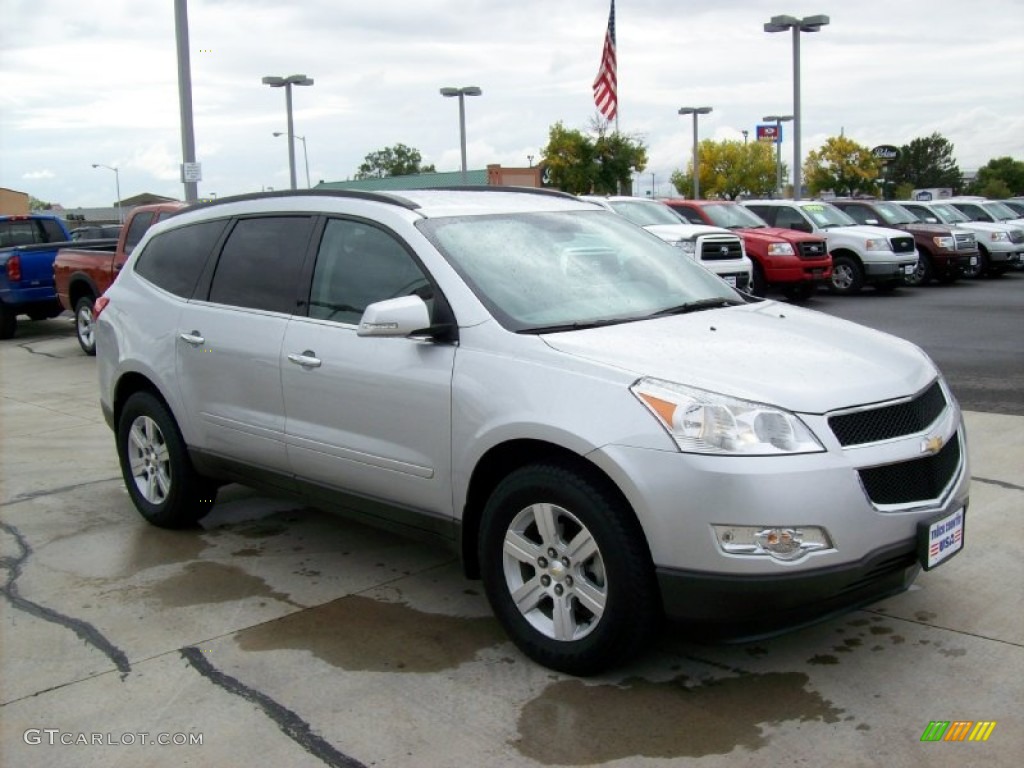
[670,139,780,199]
[970,156,1024,196]
[28,195,53,210]
[889,133,963,193]
[804,136,880,197]
[355,143,436,180]
[540,119,646,195]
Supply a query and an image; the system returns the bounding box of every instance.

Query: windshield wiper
[519,317,638,334]
[647,298,744,318]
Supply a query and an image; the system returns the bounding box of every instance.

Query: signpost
[757,124,782,143]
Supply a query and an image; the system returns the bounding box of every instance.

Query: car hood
[541,301,935,414]
[837,224,912,240]
[738,226,824,244]
[643,223,732,242]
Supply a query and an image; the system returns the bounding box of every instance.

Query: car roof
[173,188,596,222]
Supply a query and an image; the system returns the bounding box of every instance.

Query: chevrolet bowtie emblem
[921,435,944,455]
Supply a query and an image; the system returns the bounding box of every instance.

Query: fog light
[713,525,833,562]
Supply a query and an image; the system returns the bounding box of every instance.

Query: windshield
[798,203,857,228]
[872,202,919,225]
[607,200,685,227]
[984,201,1021,221]
[702,203,767,229]
[418,210,740,333]
[926,204,970,224]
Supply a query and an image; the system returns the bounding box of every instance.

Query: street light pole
[91,164,122,223]
[262,74,314,190]
[678,107,712,200]
[764,14,829,200]
[440,86,482,184]
[763,114,793,198]
[273,132,310,188]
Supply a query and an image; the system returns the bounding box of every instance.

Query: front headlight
[932,236,955,250]
[674,239,697,255]
[631,378,824,455]
[767,242,796,256]
[865,238,891,252]
[990,231,1010,243]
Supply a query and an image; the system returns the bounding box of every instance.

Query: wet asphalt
[1,277,1021,767]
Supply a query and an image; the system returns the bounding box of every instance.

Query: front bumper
[656,538,921,637]
[587,395,969,632]
[863,258,917,279]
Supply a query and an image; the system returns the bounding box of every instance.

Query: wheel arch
[829,247,862,265]
[459,439,646,580]
[68,273,99,308]
[113,372,176,436]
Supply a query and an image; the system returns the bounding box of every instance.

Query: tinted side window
[673,206,705,225]
[774,207,808,230]
[308,219,431,325]
[134,220,227,298]
[746,206,774,225]
[40,219,67,242]
[842,205,873,224]
[123,211,155,255]
[208,216,313,313]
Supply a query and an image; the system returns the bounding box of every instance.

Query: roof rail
[181,188,422,213]
[419,185,578,200]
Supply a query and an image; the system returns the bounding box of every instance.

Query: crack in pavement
[181,647,367,768]
[0,476,122,507]
[973,476,1024,492]
[0,520,131,679]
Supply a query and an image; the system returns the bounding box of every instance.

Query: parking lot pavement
[2,322,1022,768]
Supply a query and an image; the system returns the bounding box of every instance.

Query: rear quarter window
[133,220,227,298]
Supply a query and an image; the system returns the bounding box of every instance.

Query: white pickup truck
[743,200,918,294]
[581,196,753,291]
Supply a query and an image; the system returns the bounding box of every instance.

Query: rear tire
[0,302,16,340]
[116,391,217,529]
[479,463,658,676]
[75,296,97,355]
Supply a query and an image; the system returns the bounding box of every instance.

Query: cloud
[22,169,55,179]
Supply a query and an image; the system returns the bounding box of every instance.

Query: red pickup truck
[54,202,184,354]
[663,199,832,301]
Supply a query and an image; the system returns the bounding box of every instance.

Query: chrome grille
[700,237,744,261]
[858,433,961,506]
[829,381,946,447]
[954,232,976,250]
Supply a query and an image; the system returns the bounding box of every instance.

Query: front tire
[904,255,932,286]
[75,296,96,355]
[828,255,863,295]
[479,463,658,676]
[116,391,217,528]
[782,282,816,302]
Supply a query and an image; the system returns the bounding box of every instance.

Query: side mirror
[791,219,813,233]
[864,218,880,225]
[358,295,432,338]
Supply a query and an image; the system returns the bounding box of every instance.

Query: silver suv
[96,188,969,675]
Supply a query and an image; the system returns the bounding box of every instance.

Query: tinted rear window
[207,216,314,313]
[134,220,227,298]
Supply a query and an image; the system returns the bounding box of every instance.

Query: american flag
[593,0,617,121]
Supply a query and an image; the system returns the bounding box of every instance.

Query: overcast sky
[3,0,1023,208]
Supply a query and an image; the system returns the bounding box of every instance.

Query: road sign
[757,124,782,143]
[181,162,202,183]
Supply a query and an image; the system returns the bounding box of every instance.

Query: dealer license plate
[918,507,964,570]
[970,256,978,265]
[725,275,737,287]
[904,264,915,275]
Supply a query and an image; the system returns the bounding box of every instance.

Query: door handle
[287,350,322,369]
[180,331,205,346]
